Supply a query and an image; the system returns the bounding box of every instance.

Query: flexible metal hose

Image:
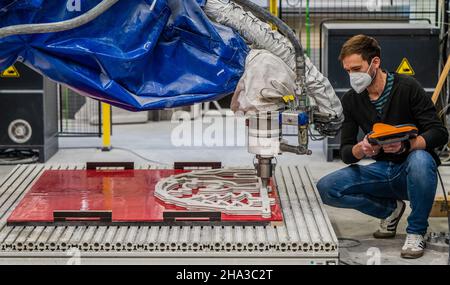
[205,0,343,122]
[0,0,120,39]
[231,0,307,99]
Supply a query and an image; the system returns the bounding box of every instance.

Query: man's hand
[352,135,381,159]
[361,135,381,157]
[382,142,403,154]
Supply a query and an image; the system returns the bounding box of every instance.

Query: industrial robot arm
[0,0,344,188]
[204,0,344,136]
[204,0,344,187]
[0,0,343,137]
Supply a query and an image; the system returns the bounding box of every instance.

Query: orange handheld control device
[368,123,418,145]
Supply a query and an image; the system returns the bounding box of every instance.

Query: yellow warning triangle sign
[1,65,20,78]
[396,58,415,76]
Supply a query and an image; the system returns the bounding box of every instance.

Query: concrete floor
[0,114,448,265]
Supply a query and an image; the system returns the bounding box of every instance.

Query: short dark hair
[339,34,381,63]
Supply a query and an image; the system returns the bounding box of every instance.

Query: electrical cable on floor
[0,149,39,165]
[337,237,361,249]
[338,259,364,266]
[113,147,171,166]
[436,168,450,265]
[59,146,170,166]
[337,238,375,265]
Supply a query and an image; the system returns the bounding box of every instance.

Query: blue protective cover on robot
[0,0,249,111]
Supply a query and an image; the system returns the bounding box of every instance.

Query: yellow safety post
[101,102,112,151]
[269,0,278,30]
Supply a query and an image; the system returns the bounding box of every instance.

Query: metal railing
[278,0,440,67]
[58,85,103,137]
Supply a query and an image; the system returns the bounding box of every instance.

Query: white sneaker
[373,200,406,239]
[401,234,426,259]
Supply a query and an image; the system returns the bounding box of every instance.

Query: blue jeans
[317,150,437,235]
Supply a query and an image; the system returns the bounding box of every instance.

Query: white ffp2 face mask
[349,60,376,94]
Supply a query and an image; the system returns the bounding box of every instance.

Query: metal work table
[0,164,338,265]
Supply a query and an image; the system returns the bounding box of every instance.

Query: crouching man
[317,35,449,259]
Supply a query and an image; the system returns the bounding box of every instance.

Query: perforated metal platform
[0,164,338,265]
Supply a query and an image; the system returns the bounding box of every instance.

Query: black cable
[59,146,170,166]
[436,168,450,265]
[0,149,39,165]
[113,147,170,166]
[337,237,364,265]
[308,126,325,141]
[337,237,361,249]
[338,259,364,266]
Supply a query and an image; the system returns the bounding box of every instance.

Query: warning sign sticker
[396,58,415,76]
[1,65,20,78]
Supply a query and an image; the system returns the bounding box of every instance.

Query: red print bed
[7,169,283,226]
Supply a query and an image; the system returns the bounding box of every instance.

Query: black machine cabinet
[321,22,440,161]
[0,62,58,162]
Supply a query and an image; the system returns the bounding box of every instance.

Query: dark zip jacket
[340,73,449,165]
